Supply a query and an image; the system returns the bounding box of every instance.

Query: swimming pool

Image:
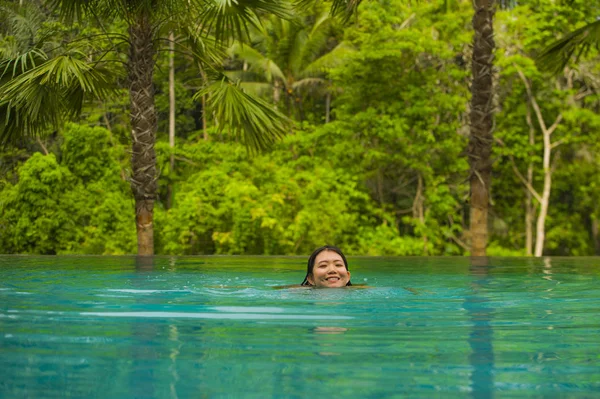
[1,256,599,398]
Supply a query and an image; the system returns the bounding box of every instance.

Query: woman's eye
[336,264,344,267]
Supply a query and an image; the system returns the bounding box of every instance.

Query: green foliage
[0,152,78,253]
[226,7,350,124]
[0,124,135,254]
[486,243,527,257]
[537,19,600,75]
[61,123,121,183]
[321,0,472,255]
[1,0,599,256]
[155,138,376,255]
[493,2,600,255]
[197,77,289,152]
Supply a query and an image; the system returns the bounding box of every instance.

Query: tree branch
[449,234,470,252]
[546,113,563,136]
[509,156,542,204]
[495,137,543,203]
[574,89,593,102]
[550,137,567,150]
[36,137,48,155]
[515,66,547,132]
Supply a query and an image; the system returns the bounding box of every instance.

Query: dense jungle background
[1,0,599,256]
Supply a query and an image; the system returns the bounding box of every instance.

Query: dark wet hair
[301,245,352,286]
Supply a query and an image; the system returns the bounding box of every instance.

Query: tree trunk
[592,218,600,255]
[468,0,496,256]
[128,13,157,256]
[525,164,534,256]
[197,63,209,141]
[273,80,281,107]
[36,137,48,155]
[325,89,331,123]
[167,31,176,210]
[515,68,563,257]
[412,173,428,255]
[525,104,535,256]
[534,126,552,257]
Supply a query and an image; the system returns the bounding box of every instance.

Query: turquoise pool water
[1,256,599,398]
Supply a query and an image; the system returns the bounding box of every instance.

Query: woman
[301,245,352,288]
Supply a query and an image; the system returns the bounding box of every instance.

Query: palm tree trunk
[128,12,157,256]
[468,0,496,256]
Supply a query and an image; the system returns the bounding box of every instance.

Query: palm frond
[194,0,293,45]
[0,2,45,45]
[292,77,325,90]
[0,54,114,146]
[329,0,362,21]
[272,18,296,71]
[229,42,286,83]
[299,11,332,65]
[288,27,308,76]
[178,25,226,66]
[48,0,94,23]
[287,11,333,74]
[0,48,48,85]
[301,41,355,77]
[537,20,600,75]
[194,75,290,153]
[49,0,127,24]
[294,0,362,23]
[238,81,274,97]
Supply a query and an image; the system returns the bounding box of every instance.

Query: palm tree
[228,10,354,122]
[467,0,496,256]
[0,0,291,255]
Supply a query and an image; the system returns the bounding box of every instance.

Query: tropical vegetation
[1,0,598,256]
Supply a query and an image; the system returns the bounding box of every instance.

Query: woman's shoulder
[272,284,312,290]
[272,283,371,290]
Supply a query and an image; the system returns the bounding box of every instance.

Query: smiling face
[307,250,351,288]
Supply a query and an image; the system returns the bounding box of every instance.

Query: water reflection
[168,324,181,399]
[131,257,156,398]
[542,257,553,282]
[313,326,348,356]
[465,257,495,399]
[135,256,155,272]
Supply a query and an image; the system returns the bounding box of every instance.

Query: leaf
[178,25,226,66]
[301,41,356,77]
[195,75,290,153]
[291,77,325,90]
[229,41,286,83]
[294,0,362,23]
[537,20,600,75]
[0,54,114,146]
[194,0,293,44]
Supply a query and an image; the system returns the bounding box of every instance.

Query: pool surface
[1,256,599,398]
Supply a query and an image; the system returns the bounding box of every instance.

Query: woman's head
[302,245,352,287]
